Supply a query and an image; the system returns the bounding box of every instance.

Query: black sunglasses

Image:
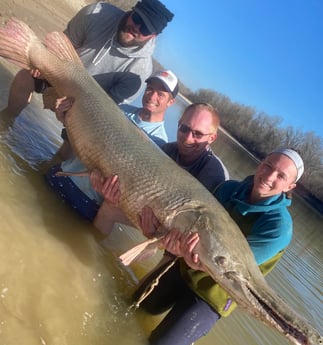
[132,12,153,36]
[178,123,212,140]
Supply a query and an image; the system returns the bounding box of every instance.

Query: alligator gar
[0,18,321,345]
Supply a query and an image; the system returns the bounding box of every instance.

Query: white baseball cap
[146,70,179,98]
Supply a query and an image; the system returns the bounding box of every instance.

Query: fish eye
[214,256,226,266]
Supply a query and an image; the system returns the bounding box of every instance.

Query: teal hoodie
[181,175,293,316]
[214,175,292,265]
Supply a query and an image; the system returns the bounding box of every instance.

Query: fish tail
[0,17,41,70]
[119,238,162,266]
[43,31,83,65]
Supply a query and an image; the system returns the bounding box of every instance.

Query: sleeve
[247,211,293,265]
[64,3,96,48]
[93,56,153,105]
[198,161,229,193]
[98,71,144,105]
[151,136,167,147]
[117,58,153,104]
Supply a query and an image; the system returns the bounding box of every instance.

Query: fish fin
[132,257,178,309]
[55,170,90,177]
[43,32,83,65]
[0,17,40,70]
[119,237,163,266]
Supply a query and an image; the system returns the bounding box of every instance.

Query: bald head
[180,103,220,134]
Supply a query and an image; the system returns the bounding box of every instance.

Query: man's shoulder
[120,104,141,116]
[161,142,178,154]
[204,149,229,178]
[77,2,124,29]
[84,1,124,16]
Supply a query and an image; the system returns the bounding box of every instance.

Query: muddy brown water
[0,62,321,345]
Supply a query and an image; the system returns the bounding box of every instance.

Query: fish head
[188,208,256,301]
[187,209,322,345]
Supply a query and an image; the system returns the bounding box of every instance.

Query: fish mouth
[203,266,321,345]
[246,286,308,345]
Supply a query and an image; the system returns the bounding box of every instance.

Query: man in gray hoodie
[2,0,174,116]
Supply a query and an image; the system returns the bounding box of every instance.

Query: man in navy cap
[1,0,174,128]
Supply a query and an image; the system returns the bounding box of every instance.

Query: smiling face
[177,104,218,165]
[141,79,174,120]
[251,153,298,202]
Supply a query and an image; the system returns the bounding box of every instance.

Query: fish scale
[0,18,321,345]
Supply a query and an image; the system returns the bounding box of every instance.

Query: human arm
[94,71,144,105]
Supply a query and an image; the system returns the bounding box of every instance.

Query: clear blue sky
[153,0,323,139]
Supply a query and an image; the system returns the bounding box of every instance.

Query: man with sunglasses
[1,0,174,124]
[162,103,229,192]
[89,103,229,235]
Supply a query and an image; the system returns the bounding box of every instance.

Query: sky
[153,0,323,140]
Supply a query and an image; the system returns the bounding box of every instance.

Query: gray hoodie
[64,2,155,104]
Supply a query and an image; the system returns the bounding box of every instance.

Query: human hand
[162,230,202,271]
[137,206,161,238]
[90,170,120,205]
[30,69,41,79]
[55,96,74,125]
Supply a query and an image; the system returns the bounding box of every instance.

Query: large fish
[0,18,321,345]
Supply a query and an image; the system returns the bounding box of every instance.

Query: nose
[264,169,277,182]
[146,90,159,103]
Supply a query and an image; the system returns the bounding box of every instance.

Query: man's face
[177,108,217,162]
[253,153,297,199]
[142,79,174,115]
[117,12,156,47]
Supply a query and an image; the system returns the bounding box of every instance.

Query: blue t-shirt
[120,104,168,147]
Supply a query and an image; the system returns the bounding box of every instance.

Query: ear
[208,132,217,144]
[148,34,157,40]
[283,182,296,193]
[167,97,175,107]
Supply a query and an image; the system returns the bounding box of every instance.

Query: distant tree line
[183,88,323,204]
[95,1,323,207]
